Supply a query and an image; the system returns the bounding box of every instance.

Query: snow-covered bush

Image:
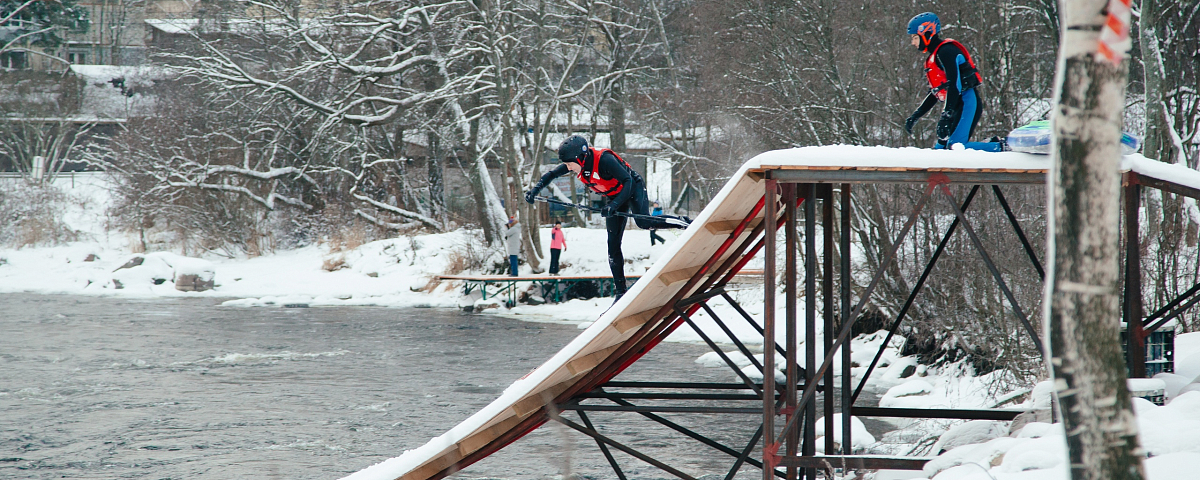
[0,182,80,247]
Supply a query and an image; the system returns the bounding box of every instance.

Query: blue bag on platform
[1007,120,1140,155]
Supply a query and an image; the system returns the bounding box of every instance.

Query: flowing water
[0,294,886,480]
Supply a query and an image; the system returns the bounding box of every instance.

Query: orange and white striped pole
[1097,0,1133,63]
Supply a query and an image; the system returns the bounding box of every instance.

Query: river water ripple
[1,293,884,480]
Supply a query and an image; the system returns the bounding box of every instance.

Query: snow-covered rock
[880,379,936,408]
[931,421,1008,454]
[1152,372,1193,400]
[813,414,876,450]
[923,436,1023,477]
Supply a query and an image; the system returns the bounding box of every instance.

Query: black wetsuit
[538,150,685,294]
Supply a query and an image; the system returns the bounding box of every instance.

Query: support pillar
[840,184,852,456]
[763,178,778,480]
[821,185,835,456]
[1124,182,1145,377]
[784,183,799,480]
[802,184,816,480]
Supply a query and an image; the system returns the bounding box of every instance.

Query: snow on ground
[903,333,1200,480]
[5,172,1200,480]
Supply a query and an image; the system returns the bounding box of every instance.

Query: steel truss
[435,170,1200,480]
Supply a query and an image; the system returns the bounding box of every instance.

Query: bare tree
[164,0,503,240]
[1046,0,1146,479]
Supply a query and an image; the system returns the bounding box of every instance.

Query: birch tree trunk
[1047,1,1146,479]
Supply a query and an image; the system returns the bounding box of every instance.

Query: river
[0,293,886,479]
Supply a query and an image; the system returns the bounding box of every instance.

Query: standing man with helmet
[903,12,1004,152]
[525,135,689,301]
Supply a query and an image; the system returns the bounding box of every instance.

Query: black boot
[613,280,627,304]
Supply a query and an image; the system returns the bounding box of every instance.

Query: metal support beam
[698,301,768,375]
[1146,291,1200,333]
[839,184,852,457]
[787,183,802,480]
[821,185,835,457]
[678,286,728,309]
[578,411,627,480]
[801,183,815,480]
[769,175,936,450]
[763,178,778,480]
[677,306,765,396]
[579,391,764,401]
[723,291,792,362]
[727,425,777,480]
[1129,171,1200,201]
[563,404,765,414]
[778,455,931,471]
[1143,281,1200,328]
[602,381,756,390]
[602,397,775,472]
[549,413,699,480]
[852,185,981,403]
[993,185,1046,279]
[936,183,1045,355]
[851,406,1022,420]
[1125,183,1146,377]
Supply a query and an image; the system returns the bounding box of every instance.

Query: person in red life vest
[548,221,566,275]
[525,135,689,300]
[903,12,1004,152]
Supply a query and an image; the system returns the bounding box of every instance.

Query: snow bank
[912,333,1200,480]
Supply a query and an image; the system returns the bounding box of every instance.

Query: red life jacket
[924,39,982,102]
[577,148,633,197]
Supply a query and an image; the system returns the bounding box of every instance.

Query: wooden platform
[347,146,1200,480]
[438,274,642,305]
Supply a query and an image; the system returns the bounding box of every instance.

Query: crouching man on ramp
[525,135,689,301]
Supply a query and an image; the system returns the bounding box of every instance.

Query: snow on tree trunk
[1137,0,1174,165]
[1046,1,1146,479]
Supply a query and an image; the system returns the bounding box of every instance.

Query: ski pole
[534,196,690,227]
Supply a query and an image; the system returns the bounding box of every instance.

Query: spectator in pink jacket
[549,221,566,275]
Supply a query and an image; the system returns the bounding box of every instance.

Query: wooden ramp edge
[344,148,1092,480]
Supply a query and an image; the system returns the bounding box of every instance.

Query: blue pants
[933,89,1000,152]
[508,255,518,276]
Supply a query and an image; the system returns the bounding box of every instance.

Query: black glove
[904,114,919,134]
[524,184,542,204]
[936,110,956,142]
[600,202,617,217]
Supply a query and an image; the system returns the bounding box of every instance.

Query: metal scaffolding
[417,165,1200,480]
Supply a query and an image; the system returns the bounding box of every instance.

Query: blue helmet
[558,135,590,163]
[907,12,940,43]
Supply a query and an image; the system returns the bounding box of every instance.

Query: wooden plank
[613,307,662,333]
[855,166,910,172]
[459,412,526,455]
[512,379,576,417]
[659,265,703,286]
[399,445,463,480]
[567,344,622,376]
[767,165,851,171]
[704,217,763,235]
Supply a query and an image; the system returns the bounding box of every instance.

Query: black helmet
[557,135,590,163]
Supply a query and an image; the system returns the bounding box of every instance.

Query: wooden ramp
[342,145,1200,480]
